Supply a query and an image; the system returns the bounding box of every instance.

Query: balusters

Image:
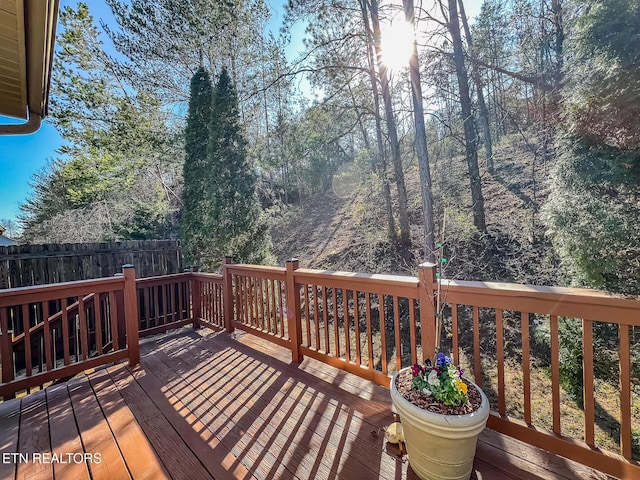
[550,315,560,434]
[619,323,632,460]
[379,294,387,375]
[496,309,506,418]
[365,293,373,368]
[583,319,595,447]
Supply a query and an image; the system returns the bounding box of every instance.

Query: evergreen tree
[21,3,182,243]
[204,68,272,267]
[543,0,640,294]
[182,67,213,266]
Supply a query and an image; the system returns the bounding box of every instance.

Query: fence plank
[0,241,182,288]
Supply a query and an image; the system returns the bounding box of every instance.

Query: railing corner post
[418,262,437,361]
[286,259,303,363]
[123,264,140,367]
[191,266,201,329]
[222,256,234,333]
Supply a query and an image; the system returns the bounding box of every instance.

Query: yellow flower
[457,379,468,394]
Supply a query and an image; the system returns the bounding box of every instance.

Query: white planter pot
[390,368,490,480]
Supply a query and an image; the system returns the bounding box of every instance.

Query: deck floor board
[0,391,20,480]
[67,376,130,480]
[46,383,90,480]
[16,390,51,480]
[0,327,612,480]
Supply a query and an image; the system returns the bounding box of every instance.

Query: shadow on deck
[0,328,610,479]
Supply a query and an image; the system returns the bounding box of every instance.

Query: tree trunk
[359,0,398,244]
[370,0,411,247]
[458,0,494,175]
[551,0,564,91]
[402,0,436,262]
[446,0,486,232]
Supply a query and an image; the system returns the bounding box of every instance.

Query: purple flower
[436,352,451,368]
[411,364,421,377]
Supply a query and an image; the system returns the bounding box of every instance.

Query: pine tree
[182,66,213,267]
[205,68,272,267]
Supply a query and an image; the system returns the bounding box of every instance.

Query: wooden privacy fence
[0,240,183,289]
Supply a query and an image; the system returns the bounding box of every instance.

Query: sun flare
[380,20,415,72]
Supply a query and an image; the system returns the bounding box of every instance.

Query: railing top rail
[0,276,125,307]
[191,272,223,280]
[226,264,286,281]
[227,264,286,274]
[295,268,418,284]
[440,278,640,309]
[136,272,193,285]
[293,268,419,297]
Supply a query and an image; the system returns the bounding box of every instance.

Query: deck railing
[0,265,139,399]
[2,258,639,478]
[224,262,289,347]
[437,275,640,478]
[192,270,224,330]
[206,258,640,479]
[136,272,193,337]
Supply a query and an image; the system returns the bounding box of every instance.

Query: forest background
[5,0,639,298]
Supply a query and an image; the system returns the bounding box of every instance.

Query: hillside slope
[270,138,565,286]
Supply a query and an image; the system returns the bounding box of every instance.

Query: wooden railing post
[191,266,201,329]
[418,262,437,361]
[286,259,303,363]
[222,257,234,333]
[123,264,140,366]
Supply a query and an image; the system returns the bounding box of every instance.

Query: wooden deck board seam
[84,374,135,479]
[120,368,258,478]
[147,333,402,480]
[139,347,301,480]
[107,366,216,480]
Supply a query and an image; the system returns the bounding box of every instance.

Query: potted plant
[390,353,489,480]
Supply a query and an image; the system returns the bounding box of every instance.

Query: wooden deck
[0,328,611,480]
